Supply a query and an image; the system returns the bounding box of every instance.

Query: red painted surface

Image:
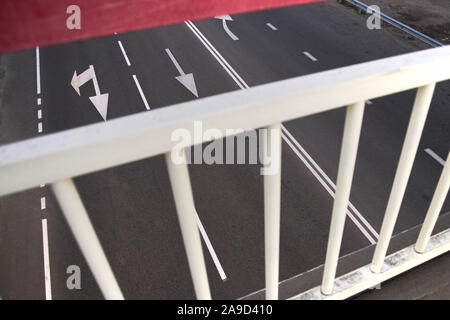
[0,0,327,53]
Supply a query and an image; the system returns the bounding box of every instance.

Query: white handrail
[321,101,365,295]
[415,151,450,253]
[1,46,450,197]
[0,46,449,300]
[371,83,436,273]
[165,150,212,299]
[263,123,282,299]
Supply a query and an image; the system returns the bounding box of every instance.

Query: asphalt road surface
[0,2,449,299]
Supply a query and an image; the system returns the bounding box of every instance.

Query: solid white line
[36,47,41,94]
[186,20,377,243]
[41,197,46,210]
[38,109,42,119]
[37,98,42,105]
[185,21,247,89]
[425,148,445,166]
[132,75,150,110]
[282,132,376,244]
[195,211,228,281]
[117,41,131,66]
[281,126,379,240]
[266,23,278,31]
[41,218,52,300]
[38,122,43,133]
[303,51,318,62]
[165,48,185,75]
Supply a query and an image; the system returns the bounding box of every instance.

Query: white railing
[0,46,449,300]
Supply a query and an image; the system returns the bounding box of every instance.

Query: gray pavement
[0,1,448,299]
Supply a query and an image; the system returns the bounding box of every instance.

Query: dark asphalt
[0,2,448,299]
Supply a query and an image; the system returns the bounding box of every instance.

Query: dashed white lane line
[118,39,225,279]
[425,148,446,166]
[117,40,131,66]
[41,218,52,300]
[186,20,377,244]
[266,23,278,31]
[36,47,41,94]
[303,51,318,62]
[132,75,150,110]
[35,58,51,299]
[195,211,227,281]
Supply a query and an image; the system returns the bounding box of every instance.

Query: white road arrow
[165,48,198,98]
[214,15,239,41]
[71,65,109,121]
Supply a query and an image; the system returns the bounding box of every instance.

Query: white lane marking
[366,100,373,105]
[165,48,199,98]
[195,211,227,281]
[266,23,278,31]
[40,184,45,188]
[40,197,46,210]
[165,48,185,75]
[186,20,377,243]
[38,122,43,133]
[41,218,52,300]
[117,41,131,66]
[425,148,445,166]
[37,98,42,105]
[303,51,318,62]
[132,75,150,110]
[37,109,42,119]
[215,15,239,41]
[282,126,379,240]
[36,47,41,94]
[185,21,246,90]
[282,130,376,244]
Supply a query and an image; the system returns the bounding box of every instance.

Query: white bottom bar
[291,228,450,300]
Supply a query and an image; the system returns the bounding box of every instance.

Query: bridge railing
[0,46,449,300]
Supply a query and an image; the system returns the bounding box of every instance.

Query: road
[0,1,448,299]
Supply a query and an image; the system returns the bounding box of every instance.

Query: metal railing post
[415,151,450,253]
[51,179,124,300]
[321,101,365,295]
[371,83,436,273]
[263,122,282,300]
[165,150,212,300]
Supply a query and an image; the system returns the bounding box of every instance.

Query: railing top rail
[1,46,449,196]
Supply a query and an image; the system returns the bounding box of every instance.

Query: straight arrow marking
[165,48,199,98]
[165,48,185,75]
